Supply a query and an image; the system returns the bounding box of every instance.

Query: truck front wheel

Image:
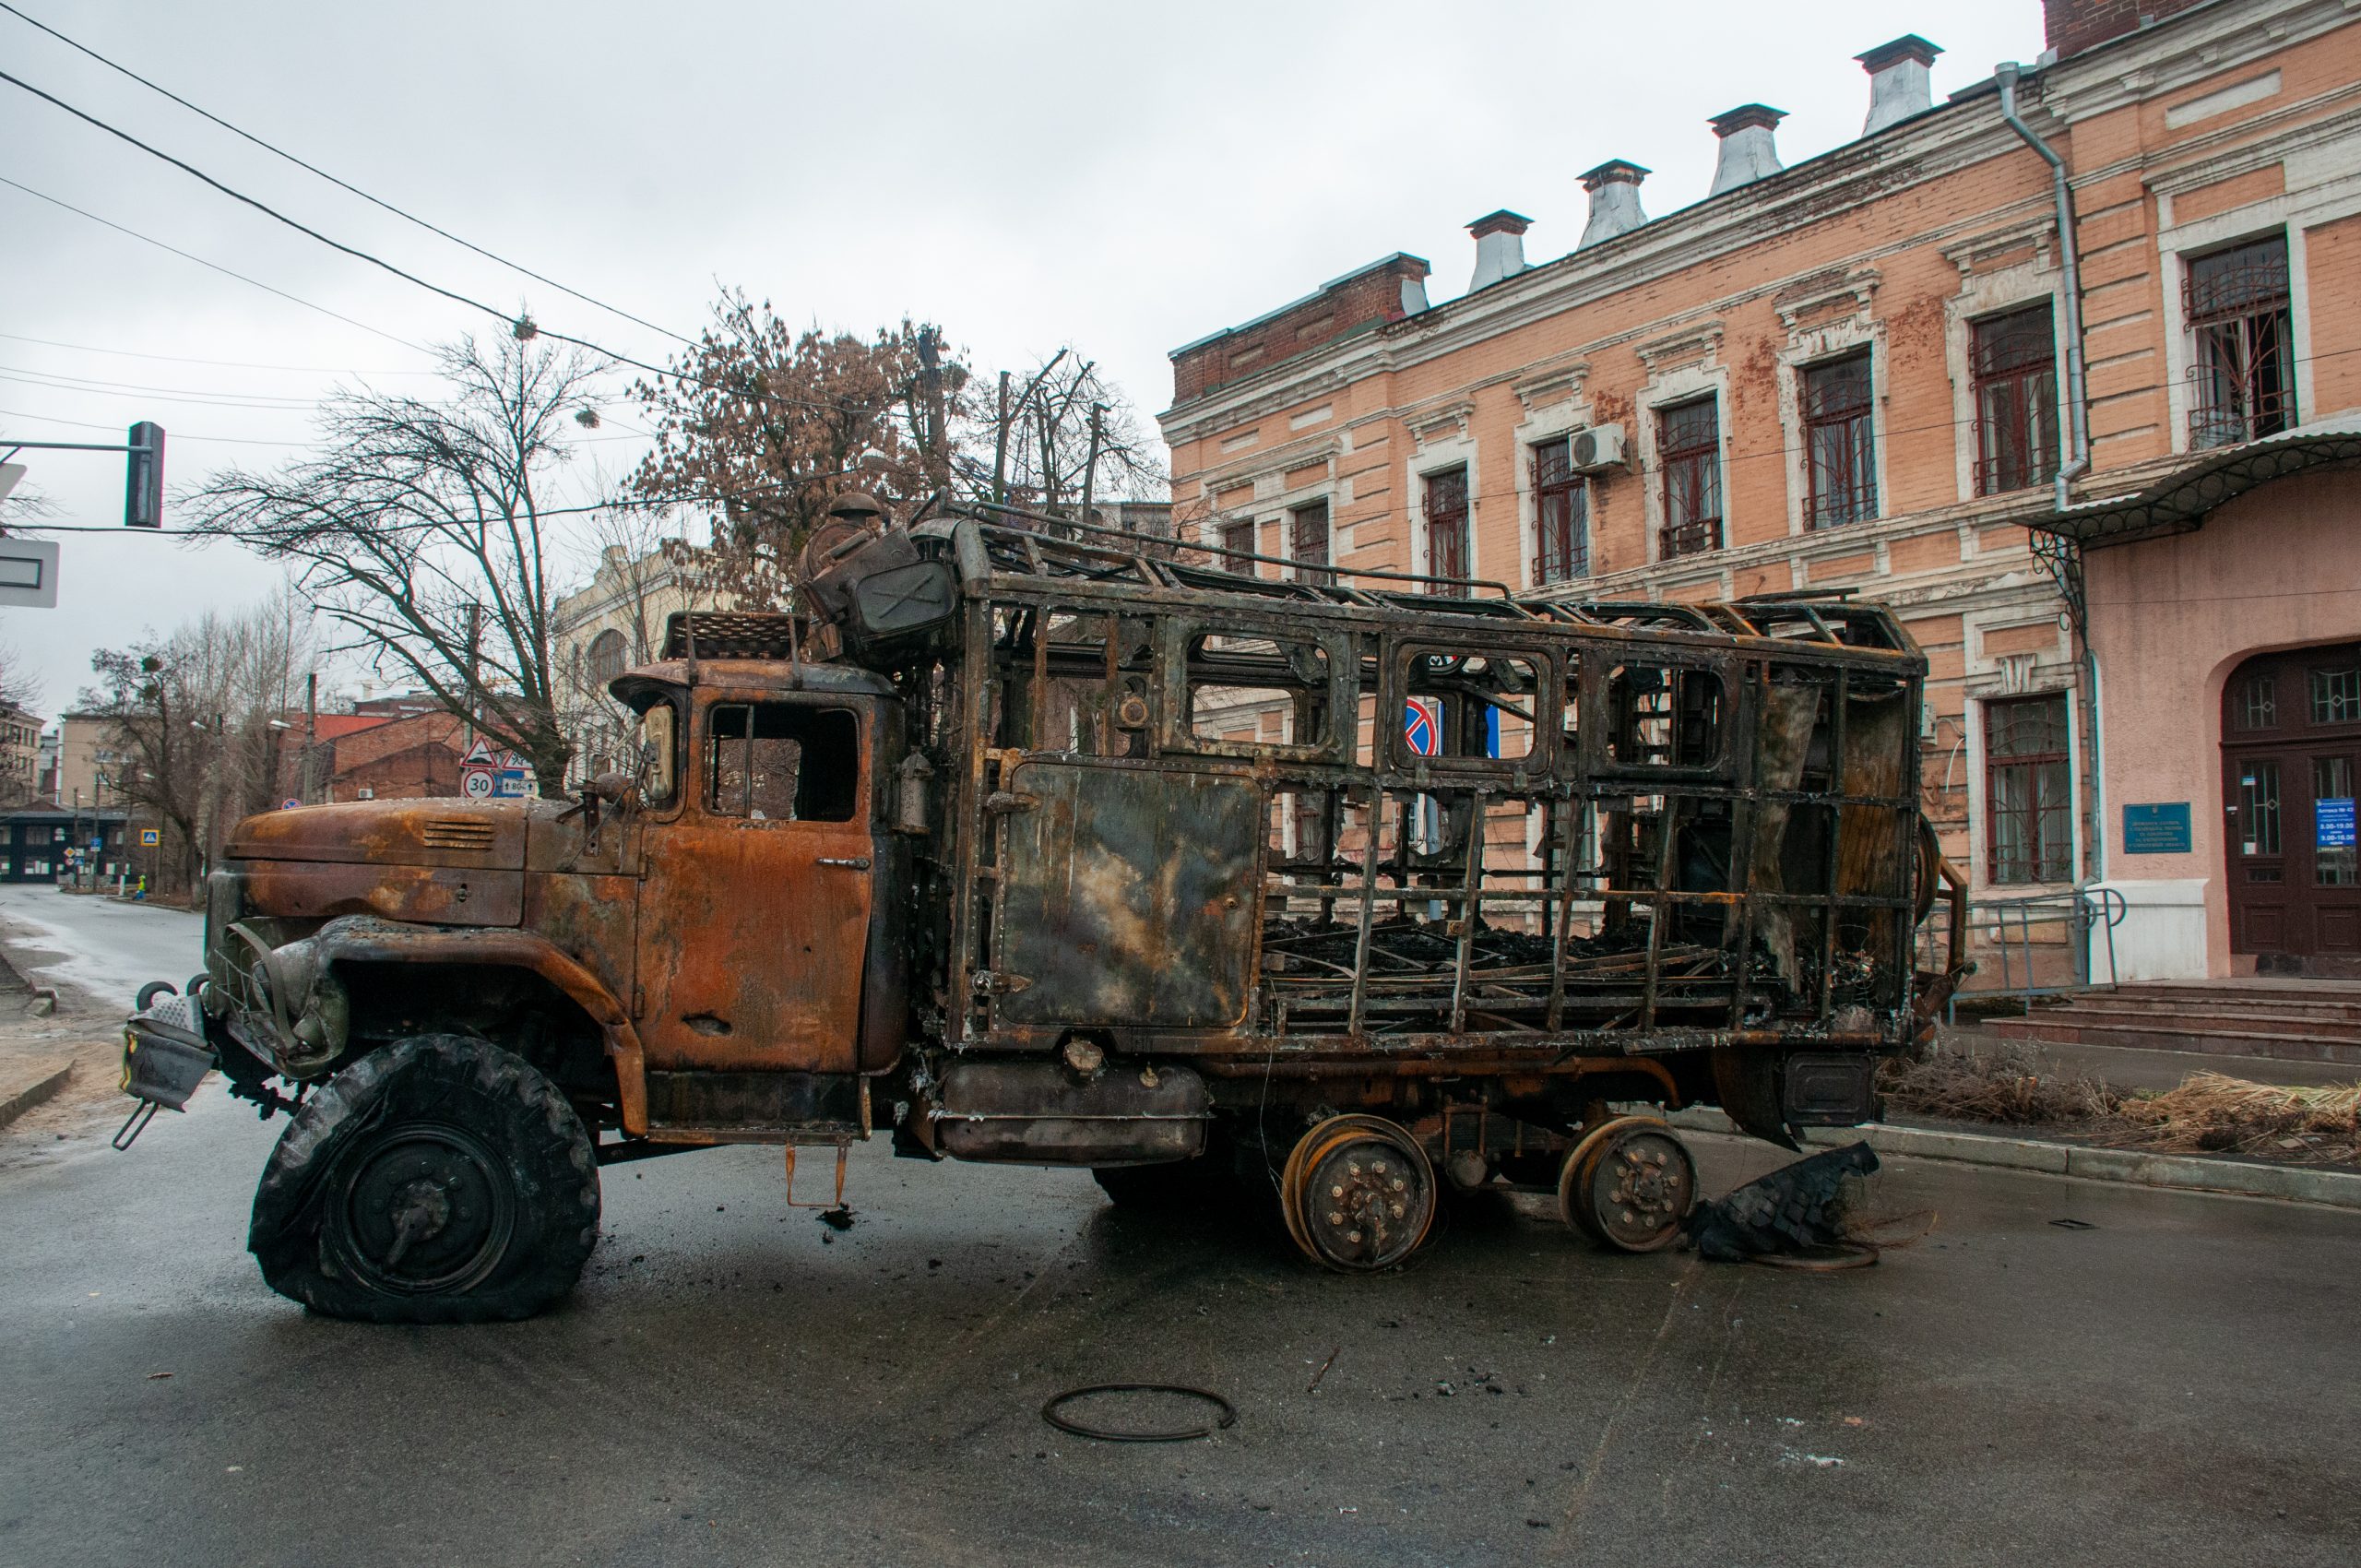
[248,1034,600,1323]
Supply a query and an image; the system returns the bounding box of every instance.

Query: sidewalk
[1934,1018,2360,1092]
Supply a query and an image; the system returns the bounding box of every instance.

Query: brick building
[282,704,472,805]
[0,700,42,805]
[1159,0,2361,982]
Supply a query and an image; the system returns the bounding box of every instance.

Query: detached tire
[249,1035,599,1324]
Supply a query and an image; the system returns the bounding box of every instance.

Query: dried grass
[1879,1045,2361,1167]
[2107,1072,2361,1164]
[1879,1041,2119,1126]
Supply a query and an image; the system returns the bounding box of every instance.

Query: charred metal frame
[848,515,1960,1094]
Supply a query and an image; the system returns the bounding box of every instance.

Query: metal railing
[1917,885,2127,1023]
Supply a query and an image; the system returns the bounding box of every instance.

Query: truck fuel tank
[921,1059,1209,1167]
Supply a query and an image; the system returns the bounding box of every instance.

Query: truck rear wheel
[248,1035,600,1323]
[1277,1115,1437,1272]
[1557,1116,1695,1253]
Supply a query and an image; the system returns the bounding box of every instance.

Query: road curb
[0,1061,74,1131]
[1665,1106,2361,1211]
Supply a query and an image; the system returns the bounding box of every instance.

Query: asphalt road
[4,1076,2357,1568]
[3,902,2356,1566]
[0,885,205,1009]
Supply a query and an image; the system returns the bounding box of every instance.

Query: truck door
[635,694,874,1075]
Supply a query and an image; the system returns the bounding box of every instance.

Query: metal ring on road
[1040,1384,1237,1443]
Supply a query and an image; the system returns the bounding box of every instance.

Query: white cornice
[2045,0,2355,121]
[1160,95,2040,444]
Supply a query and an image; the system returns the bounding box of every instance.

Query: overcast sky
[2,0,2045,717]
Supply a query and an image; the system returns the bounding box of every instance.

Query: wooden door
[2222,645,2361,974]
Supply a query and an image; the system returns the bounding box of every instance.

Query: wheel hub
[1281,1116,1438,1272]
[336,1124,516,1294]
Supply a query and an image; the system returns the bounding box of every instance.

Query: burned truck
[119,507,1966,1321]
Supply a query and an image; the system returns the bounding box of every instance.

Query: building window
[2313,664,2361,725]
[1421,467,1470,588]
[1802,350,1878,529]
[1971,303,2058,495]
[2186,233,2295,449]
[1656,397,1722,559]
[1531,437,1588,584]
[587,629,628,687]
[2238,673,2277,731]
[1289,501,1335,587]
[1986,694,2072,885]
[1219,518,1258,574]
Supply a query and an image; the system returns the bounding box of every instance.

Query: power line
[3,91,900,423]
[0,172,428,353]
[0,0,694,349]
[0,66,677,378]
[0,328,433,374]
[0,405,306,445]
[0,366,322,409]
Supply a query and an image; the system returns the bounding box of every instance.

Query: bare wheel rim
[332,1122,518,1295]
[1276,1114,1394,1259]
[1567,1123,1695,1253]
[1285,1117,1436,1272]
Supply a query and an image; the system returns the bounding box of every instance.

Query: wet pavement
[4,1075,2357,1568]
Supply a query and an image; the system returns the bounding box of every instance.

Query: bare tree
[184,335,607,795]
[78,588,316,894]
[959,350,1167,519]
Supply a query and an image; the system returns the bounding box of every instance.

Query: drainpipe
[1999,61,2107,902]
[1996,63,2089,506]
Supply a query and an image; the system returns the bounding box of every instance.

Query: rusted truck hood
[222,799,565,929]
[227,798,546,869]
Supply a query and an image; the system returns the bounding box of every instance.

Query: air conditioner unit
[1571,423,1627,472]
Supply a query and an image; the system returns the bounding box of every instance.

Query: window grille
[1971,303,2059,495]
[1219,518,1258,574]
[1530,437,1588,584]
[1803,350,1878,528]
[586,628,628,686]
[1421,467,1470,588]
[1656,398,1722,559]
[1289,501,1335,587]
[1986,694,2071,885]
[2312,665,2361,725]
[2186,235,2296,449]
[2239,674,2276,731]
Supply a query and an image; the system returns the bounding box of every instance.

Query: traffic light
[125,421,164,528]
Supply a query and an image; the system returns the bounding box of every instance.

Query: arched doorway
[2221,642,2361,976]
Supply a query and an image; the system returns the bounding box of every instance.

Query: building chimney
[1577,161,1650,250]
[1465,209,1532,291]
[1857,35,1942,134]
[1708,105,1786,196]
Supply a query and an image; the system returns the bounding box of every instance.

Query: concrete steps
[1987,981,2361,1068]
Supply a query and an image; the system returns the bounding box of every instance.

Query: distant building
[282,707,472,805]
[0,700,42,806]
[1,805,129,885]
[551,542,703,785]
[52,712,129,811]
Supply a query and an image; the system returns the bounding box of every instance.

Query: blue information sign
[2122,802,2192,855]
[2319,796,2356,849]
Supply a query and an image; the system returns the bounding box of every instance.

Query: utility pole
[1078,404,1105,537]
[991,370,1012,505]
[917,327,951,493]
[304,671,318,804]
